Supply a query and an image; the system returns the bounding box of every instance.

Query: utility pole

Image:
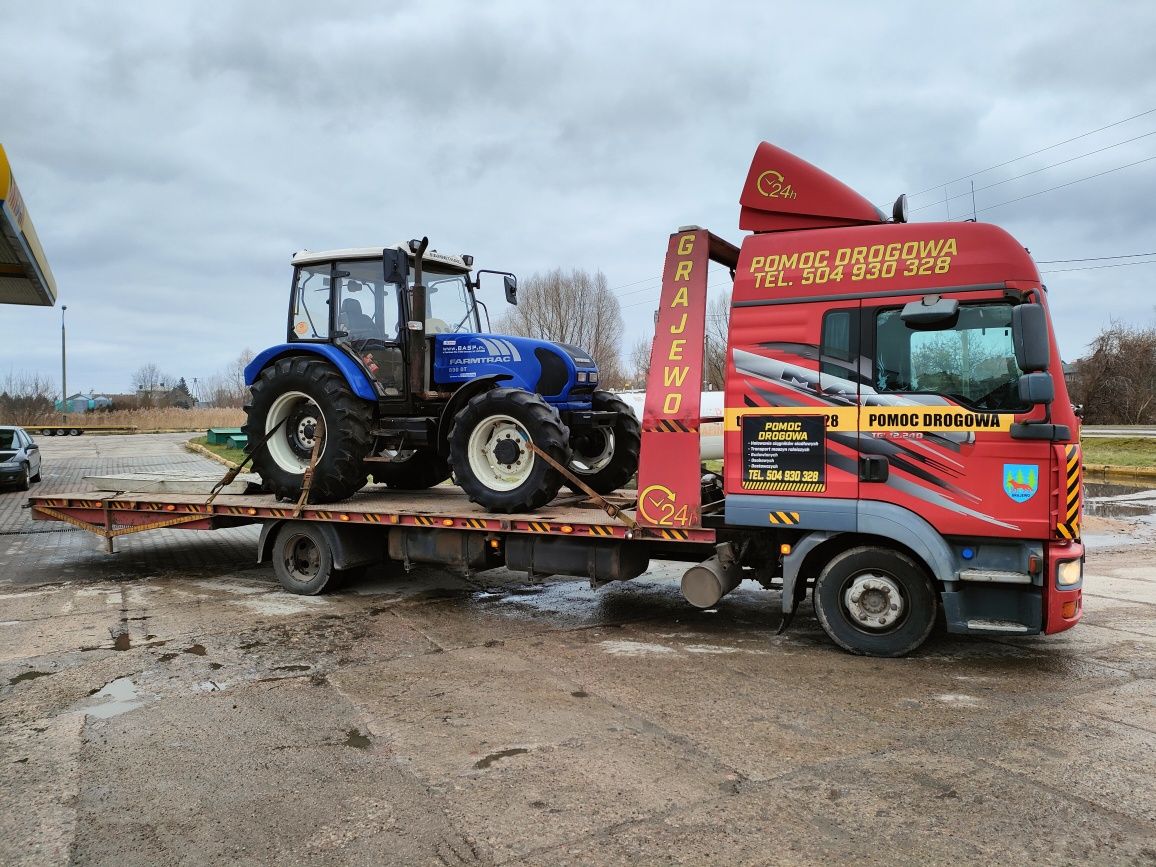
[60,305,68,413]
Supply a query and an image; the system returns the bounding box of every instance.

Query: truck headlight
[1056,559,1083,588]
[577,372,588,383]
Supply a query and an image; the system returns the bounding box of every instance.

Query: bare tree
[132,363,170,406]
[628,337,653,387]
[496,269,625,388]
[703,291,731,390]
[0,371,57,424]
[1075,322,1156,424]
[201,349,255,408]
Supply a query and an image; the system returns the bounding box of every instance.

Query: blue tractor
[243,239,641,512]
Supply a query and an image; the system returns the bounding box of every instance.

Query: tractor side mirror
[504,275,518,305]
[382,248,409,286]
[1018,371,1054,405]
[1011,303,1050,372]
[901,295,958,328]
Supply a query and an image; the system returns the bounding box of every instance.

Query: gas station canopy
[0,144,57,306]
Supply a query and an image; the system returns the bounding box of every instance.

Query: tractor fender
[435,375,511,453]
[244,344,378,401]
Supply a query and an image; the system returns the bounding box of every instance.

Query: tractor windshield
[419,270,481,334]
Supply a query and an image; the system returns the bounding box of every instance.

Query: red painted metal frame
[28,495,717,544]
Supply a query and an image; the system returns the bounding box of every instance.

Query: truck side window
[819,309,860,394]
[874,302,1027,411]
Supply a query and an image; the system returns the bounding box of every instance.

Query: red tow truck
[29,142,1084,656]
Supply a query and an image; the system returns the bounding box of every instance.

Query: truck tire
[448,388,571,513]
[567,390,642,494]
[244,357,372,503]
[271,522,348,594]
[369,448,451,490]
[812,547,937,657]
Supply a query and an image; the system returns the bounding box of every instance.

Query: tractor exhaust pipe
[681,554,742,609]
[407,237,430,399]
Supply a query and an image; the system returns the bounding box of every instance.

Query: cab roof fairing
[290,245,471,273]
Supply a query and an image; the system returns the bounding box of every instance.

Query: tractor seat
[340,298,379,338]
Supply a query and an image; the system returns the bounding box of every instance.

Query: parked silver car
[0,426,43,490]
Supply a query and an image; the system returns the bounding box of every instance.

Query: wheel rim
[282,534,320,584]
[570,427,615,475]
[266,391,326,473]
[466,413,534,491]
[841,571,907,631]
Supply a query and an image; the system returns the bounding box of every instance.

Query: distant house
[54,392,112,413]
[1062,359,1080,387]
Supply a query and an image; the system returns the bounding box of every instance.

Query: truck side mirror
[504,275,518,305]
[1011,303,1049,372]
[1018,371,1054,405]
[900,295,958,327]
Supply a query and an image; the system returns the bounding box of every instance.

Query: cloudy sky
[2,1,1155,396]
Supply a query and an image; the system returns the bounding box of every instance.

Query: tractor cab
[286,245,500,401]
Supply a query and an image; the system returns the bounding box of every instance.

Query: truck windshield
[875,302,1027,411]
[419,271,480,334]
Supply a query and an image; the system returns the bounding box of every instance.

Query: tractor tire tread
[448,388,570,513]
[243,357,373,503]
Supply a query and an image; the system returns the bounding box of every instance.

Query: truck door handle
[859,455,889,483]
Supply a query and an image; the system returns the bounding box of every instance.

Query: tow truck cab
[718,144,1083,637]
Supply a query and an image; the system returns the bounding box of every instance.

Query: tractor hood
[433,333,599,406]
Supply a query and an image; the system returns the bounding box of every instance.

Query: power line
[964,154,1156,216]
[1040,259,1156,274]
[1036,251,1156,264]
[911,107,1156,196]
[911,129,1156,213]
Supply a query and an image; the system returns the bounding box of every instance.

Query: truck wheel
[271,522,344,594]
[69,429,81,436]
[370,448,451,490]
[567,390,642,494]
[812,547,937,657]
[448,388,571,513]
[245,357,373,503]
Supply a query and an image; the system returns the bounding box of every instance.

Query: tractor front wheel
[567,390,641,494]
[448,388,571,513]
[244,357,373,503]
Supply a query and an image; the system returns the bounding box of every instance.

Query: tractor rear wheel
[244,357,373,503]
[369,448,451,490]
[448,388,571,513]
[566,390,641,494]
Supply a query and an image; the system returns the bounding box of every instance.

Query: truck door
[858,293,1052,540]
[727,298,861,507]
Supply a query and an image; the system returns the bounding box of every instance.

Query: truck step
[965,619,1032,634]
[958,568,1032,585]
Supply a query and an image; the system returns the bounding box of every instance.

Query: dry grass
[10,407,245,432]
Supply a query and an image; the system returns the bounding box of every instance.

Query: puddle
[1083,481,1156,519]
[344,728,371,749]
[113,633,131,651]
[183,644,207,656]
[474,747,529,769]
[80,677,143,718]
[9,670,54,686]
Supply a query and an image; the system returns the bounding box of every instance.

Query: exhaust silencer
[681,555,742,609]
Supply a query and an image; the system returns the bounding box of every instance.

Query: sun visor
[739,142,886,234]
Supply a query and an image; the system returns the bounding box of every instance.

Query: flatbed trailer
[27,143,1088,657]
[32,424,140,436]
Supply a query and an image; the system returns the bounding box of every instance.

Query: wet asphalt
[1,434,1154,865]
